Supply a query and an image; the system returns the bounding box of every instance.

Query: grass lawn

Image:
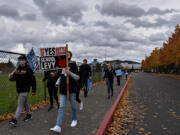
[0,72,102,115]
[0,74,45,115]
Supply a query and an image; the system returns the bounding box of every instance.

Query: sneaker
[50,125,61,133]
[48,106,53,111]
[70,120,77,127]
[80,102,83,110]
[23,114,32,122]
[108,96,110,99]
[9,118,17,126]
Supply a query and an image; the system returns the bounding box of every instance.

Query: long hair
[108,63,113,70]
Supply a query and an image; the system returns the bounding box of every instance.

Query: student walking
[50,51,80,133]
[79,59,92,97]
[115,68,121,86]
[104,64,115,99]
[125,71,128,80]
[8,55,36,126]
[43,70,59,111]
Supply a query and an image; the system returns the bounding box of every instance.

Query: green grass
[92,72,103,83]
[0,74,45,115]
[0,72,102,115]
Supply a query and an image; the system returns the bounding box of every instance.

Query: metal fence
[0,50,45,115]
[0,50,103,116]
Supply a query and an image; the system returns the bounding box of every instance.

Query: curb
[95,74,133,135]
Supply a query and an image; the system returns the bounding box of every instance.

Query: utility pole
[105,48,107,61]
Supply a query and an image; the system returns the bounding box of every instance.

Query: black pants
[126,75,128,80]
[81,78,88,97]
[116,76,120,86]
[48,86,59,106]
[106,79,113,96]
[76,85,81,103]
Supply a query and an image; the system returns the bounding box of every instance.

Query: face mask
[18,60,26,66]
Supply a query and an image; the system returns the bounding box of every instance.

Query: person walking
[125,70,128,80]
[43,70,59,111]
[8,54,36,126]
[115,67,121,86]
[104,64,115,99]
[79,59,92,97]
[50,51,80,133]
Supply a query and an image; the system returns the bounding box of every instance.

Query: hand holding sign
[65,67,70,75]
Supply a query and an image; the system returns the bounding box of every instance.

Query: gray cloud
[147,7,177,15]
[96,1,177,18]
[171,14,180,24]
[0,4,20,19]
[126,17,171,28]
[33,0,87,25]
[94,21,111,27]
[0,4,37,21]
[149,33,166,42]
[96,2,145,18]
[22,13,37,21]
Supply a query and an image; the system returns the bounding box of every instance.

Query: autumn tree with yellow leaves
[142,25,180,74]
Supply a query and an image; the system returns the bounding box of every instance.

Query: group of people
[8,52,92,134]
[8,52,129,133]
[103,64,129,99]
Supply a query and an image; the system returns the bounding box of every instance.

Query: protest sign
[40,47,66,70]
[26,48,39,72]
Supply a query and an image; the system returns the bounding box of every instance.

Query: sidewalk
[0,78,126,135]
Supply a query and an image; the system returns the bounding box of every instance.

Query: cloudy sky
[0,0,179,63]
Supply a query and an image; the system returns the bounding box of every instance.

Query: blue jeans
[56,93,77,126]
[106,79,114,96]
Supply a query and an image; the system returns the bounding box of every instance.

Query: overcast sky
[0,0,179,63]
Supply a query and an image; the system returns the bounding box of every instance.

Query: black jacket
[79,64,92,79]
[104,69,115,80]
[9,65,36,93]
[57,61,79,95]
[43,70,57,88]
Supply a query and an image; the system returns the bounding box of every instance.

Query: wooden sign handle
[66,44,69,99]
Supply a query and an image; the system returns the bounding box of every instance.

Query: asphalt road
[116,72,180,135]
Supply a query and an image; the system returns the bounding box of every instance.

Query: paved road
[0,78,127,135]
[119,73,180,135]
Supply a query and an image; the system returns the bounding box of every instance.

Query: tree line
[142,25,180,74]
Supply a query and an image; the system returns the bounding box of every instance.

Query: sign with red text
[40,47,66,70]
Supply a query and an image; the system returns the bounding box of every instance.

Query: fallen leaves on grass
[0,100,50,121]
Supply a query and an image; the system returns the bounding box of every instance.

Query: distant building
[132,64,141,70]
[103,60,121,68]
[120,63,141,70]
[89,59,102,71]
